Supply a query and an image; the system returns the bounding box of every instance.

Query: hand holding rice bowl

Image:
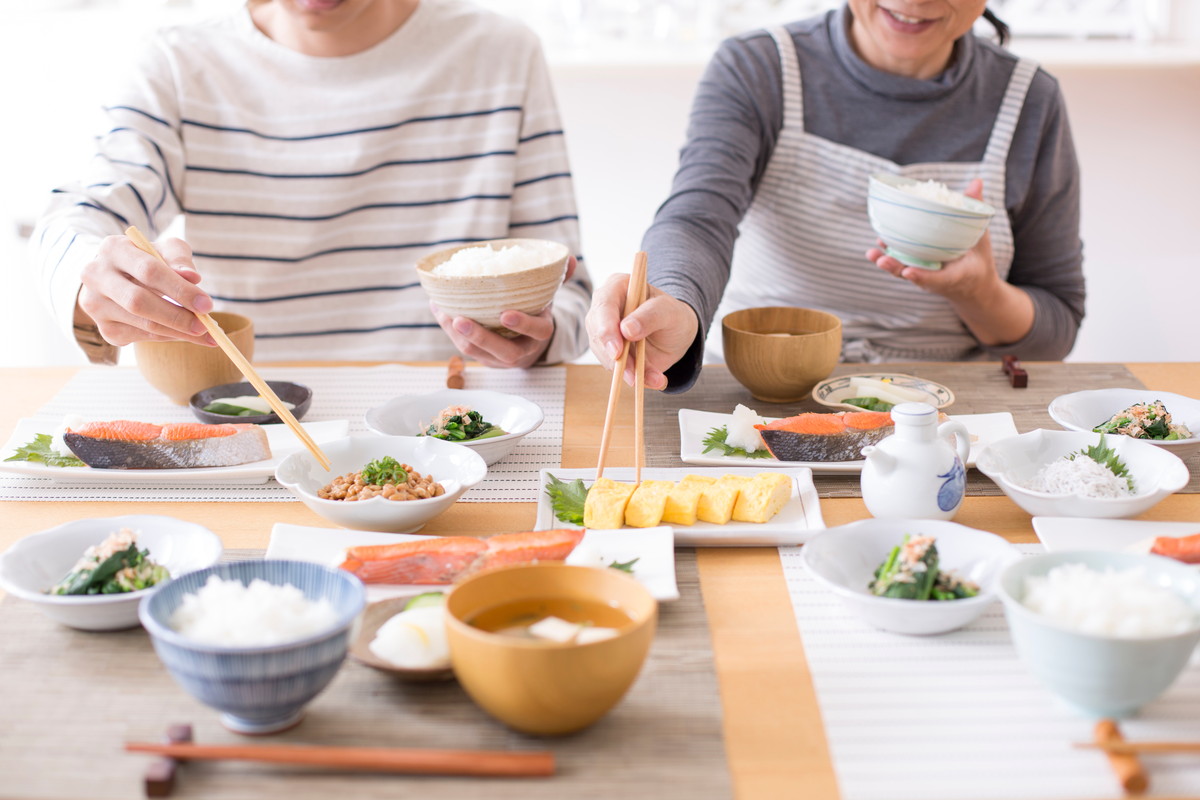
[867,173,996,270]
[416,238,570,337]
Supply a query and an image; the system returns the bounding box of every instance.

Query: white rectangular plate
[535,466,825,547]
[678,409,1018,474]
[1032,516,1200,557]
[0,419,350,485]
[266,523,680,602]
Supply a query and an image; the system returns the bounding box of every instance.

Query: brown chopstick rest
[1002,355,1028,388]
[1096,719,1149,796]
[144,723,192,798]
[447,355,466,389]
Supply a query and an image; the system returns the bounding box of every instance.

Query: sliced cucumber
[404,591,446,610]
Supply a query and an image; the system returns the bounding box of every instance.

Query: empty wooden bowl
[134,312,254,405]
[416,239,569,337]
[721,307,842,403]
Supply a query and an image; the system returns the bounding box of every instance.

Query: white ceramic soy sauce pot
[860,402,970,520]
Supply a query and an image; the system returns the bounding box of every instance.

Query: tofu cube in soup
[697,475,750,525]
[732,472,792,524]
[624,480,675,528]
[583,477,637,529]
[662,475,717,526]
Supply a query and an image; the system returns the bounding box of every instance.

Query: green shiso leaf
[544,472,589,525]
[5,433,86,468]
[700,426,774,459]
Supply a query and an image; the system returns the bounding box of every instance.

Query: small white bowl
[800,519,1020,635]
[275,435,487,533]
[867,173,995,269]
[0,515,223,631]
[975,429,1189,519]
[1048,388,1200,461]
[997,550,1200,718]
[364,389,544,466]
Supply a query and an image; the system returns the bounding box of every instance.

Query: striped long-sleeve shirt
[32,0,590,365]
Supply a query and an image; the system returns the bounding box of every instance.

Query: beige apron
[708,26,1038,363]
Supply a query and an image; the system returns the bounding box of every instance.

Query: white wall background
[1,6,1197,367]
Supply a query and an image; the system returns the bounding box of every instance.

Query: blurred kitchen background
[2,0,1197,366]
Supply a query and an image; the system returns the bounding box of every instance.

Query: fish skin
[63,422,270,469]
[756,411,894,462]
[338,529,585,585]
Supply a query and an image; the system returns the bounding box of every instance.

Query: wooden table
[3,362,1199,800]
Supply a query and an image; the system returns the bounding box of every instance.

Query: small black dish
[189,381,313,425]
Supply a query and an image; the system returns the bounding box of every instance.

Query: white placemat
[1,365,564,502]
[779,543,1200,799]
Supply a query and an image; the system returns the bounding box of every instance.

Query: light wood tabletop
[2,362,1198,800]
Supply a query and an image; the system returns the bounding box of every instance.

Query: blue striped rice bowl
[868,173,996,270]
[139,560,366,735]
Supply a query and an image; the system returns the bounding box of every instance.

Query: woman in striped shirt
[587,1,1084,392]
[33,0,591,368]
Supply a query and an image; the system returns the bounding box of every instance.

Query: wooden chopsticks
[125,741,555,778]
[125,226,332,471]
[1079,719,1149,795]
[595,252,648,483]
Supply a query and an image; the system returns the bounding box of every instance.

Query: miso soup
[468,596,632,641]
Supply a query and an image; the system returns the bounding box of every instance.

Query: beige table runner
[0,550,730,800]
[646,362,1199,497]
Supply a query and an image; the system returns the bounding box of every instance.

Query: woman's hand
[430,255,578,369]
[585,273,699,390]
[866,178,1034,346]
[77,235,215,347]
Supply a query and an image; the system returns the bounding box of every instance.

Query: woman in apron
[587,1,1084,391]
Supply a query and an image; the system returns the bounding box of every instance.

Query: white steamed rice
[1022,563,1198,638]
[169,575,339,647]
[897,179,975,210]
[432,244,549,277]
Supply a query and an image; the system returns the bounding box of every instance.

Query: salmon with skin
[63,420,271,469]
[755,411,895,462]
[338,529,585,585]
[1150,533,1200,564]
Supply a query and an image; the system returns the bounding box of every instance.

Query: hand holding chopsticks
[125,227,332,471]
[595,252,648,483]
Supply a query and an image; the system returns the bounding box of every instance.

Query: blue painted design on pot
[937,458,966,512]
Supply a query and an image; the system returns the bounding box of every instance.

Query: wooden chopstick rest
[144,723,192,798]
[1093,719,1149,796]
[447,355,466,389]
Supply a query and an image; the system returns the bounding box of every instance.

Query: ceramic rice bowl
[416,238,570,337]
[868,173,996,269]
[997,551,1200,718]
[139,560,365,735]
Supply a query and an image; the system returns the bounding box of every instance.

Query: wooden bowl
[416,239,569,338]
[134,312,254,405]
[445,564,657,736]
[721,307,842,403]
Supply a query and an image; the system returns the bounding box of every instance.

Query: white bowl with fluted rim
[275,434,486,533]
[364,389,544,466]
[800,518,1020,635]
[998,550,1200,718]
[975,429,1189,519]
[0,515,223,631]
[867,173,996,269]
[416,238,570,337]
[1048,388,1200,461]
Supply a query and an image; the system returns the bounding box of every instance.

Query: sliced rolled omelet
[582,477,637,529]
[624,480,675,528]
[661,474,717,526]
[696,474,751,525]
[731,472,792,523]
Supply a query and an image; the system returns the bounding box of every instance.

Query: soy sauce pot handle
[937,420,971,465]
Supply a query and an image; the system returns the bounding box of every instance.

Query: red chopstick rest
[1002,355,1028,388]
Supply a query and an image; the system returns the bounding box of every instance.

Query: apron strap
[982,58,1039,166]
[769,26,803,132]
